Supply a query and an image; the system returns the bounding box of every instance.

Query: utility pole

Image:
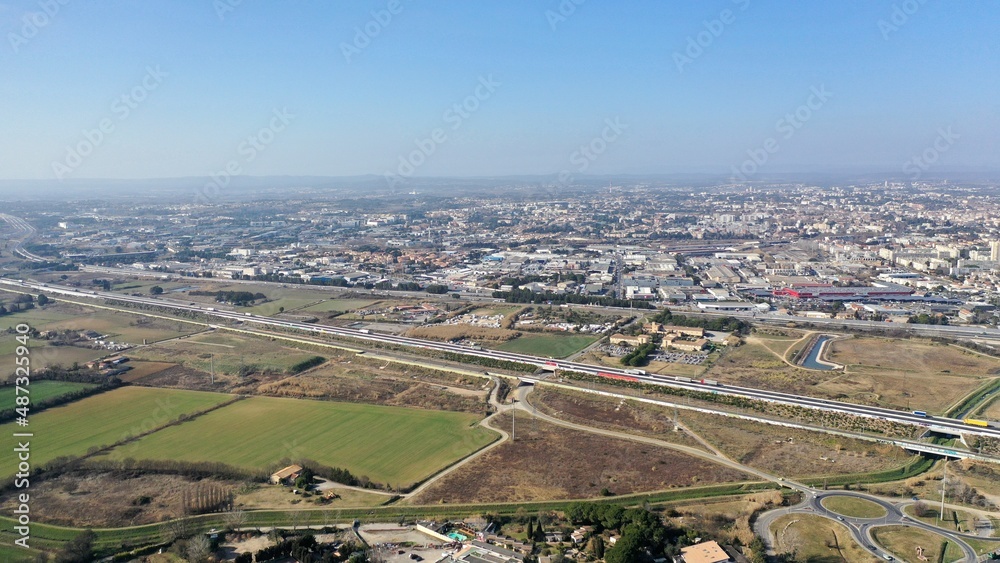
[210,353,215,385]
[511,408,515,441]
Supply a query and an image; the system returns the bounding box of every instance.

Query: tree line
[493,288,655,309]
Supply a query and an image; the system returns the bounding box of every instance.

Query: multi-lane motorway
[3,278,999,447]
[0,214,45,263]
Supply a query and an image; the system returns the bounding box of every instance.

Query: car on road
[836,516,844,521]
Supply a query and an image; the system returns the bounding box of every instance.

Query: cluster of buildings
[7,180,1000,327]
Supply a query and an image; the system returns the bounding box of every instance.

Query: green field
[872,525,965,563]
[497,333,599,358]
[129,331,323,375]
[0,380,95,406]
[300,299,380,314]
[820,495,887,518]
[0,387,233,478]
[104,396,497,487]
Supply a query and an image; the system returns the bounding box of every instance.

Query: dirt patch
[530,388,706,450]
[703,343,827,393]
[0,471,240,528]
[256,362,488,414]
[405,325,520,343]
[678,410,912,478]
[119,360,177,382]
[410,413,751,504]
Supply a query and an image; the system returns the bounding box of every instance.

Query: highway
[78,264,1000,342]
[3,277,1000,445]
[0,214,46,263]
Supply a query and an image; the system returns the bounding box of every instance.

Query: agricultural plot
[0,380,94,405]
[0,338,105,373]
[0,387,233,478]
[257,360,488,414]
[128,331,325,376]
[247,297,323,316]
[299,299,380,314]
[103,396,497,488]
[0,299,199,371]
[496,333,599,358]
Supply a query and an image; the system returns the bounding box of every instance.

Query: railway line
[3,277,999,446]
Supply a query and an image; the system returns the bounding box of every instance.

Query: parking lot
[649,352,707,365]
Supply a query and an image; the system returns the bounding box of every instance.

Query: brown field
[405,324,521,343]
[704,335,997,414]
[976,396,1000,419]
[0,470,393,528]
[232,483,390,511]
[119,360,177,381]
[703,342,829,392]
[410,412,752,504]
[665,490,788,545]
[829,336,1000,375]
[0,471,240,528]
[257,361,488,414]
[677,409,913,478]
[529,388,709,451]
[771,514,880,562]
[824,337,1000,414]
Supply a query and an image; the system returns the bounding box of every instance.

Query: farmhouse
[269,464,303,485]
[679,540,732,563]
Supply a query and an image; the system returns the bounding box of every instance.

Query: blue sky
[1,0,997,180]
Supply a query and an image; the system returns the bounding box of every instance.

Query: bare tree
[224,507,248,531]
[186,534,212,563]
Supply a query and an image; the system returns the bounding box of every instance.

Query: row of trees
[649,308,751,335]
[493,288,655,309]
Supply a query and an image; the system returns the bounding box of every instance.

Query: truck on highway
[700,379,720,386]
[624,369,646,375]
[912,410,928,417]
[963,418,989,427]
[358,328,370,334]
